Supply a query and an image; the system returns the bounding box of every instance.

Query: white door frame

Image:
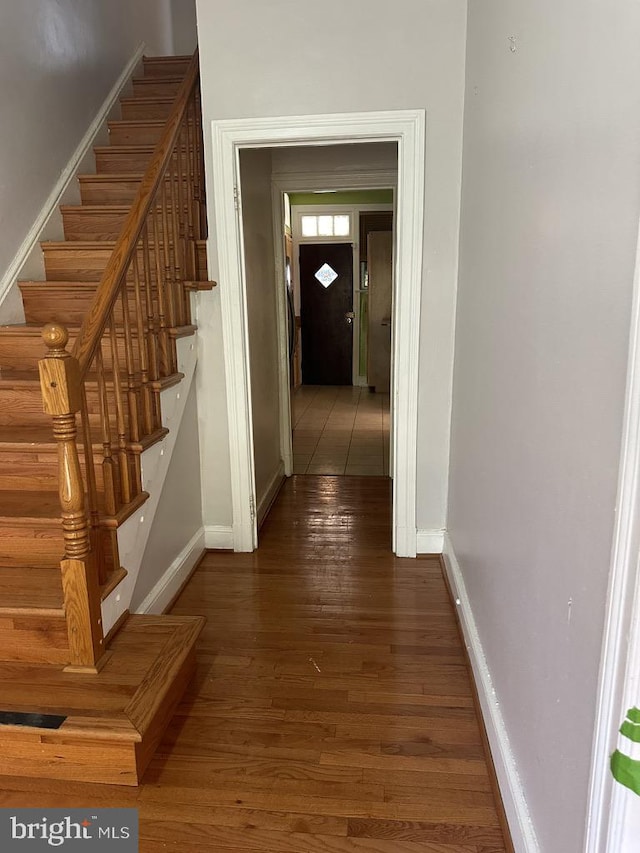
[211,110,425,556]
[585,215,640,852]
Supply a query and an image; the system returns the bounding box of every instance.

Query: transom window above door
[300,214,351,238]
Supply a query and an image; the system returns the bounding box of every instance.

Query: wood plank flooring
[0,476,508,852]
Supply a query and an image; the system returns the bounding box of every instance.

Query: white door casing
[210,110,425,556]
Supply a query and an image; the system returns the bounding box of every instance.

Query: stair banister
[37,48,206,671]
[72,49,200,378]
[39,323,107,671]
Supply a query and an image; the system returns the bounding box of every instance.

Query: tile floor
[292,385,390,476]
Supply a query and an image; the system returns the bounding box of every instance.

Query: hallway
[292,386,390,476]
[0,477,508,851]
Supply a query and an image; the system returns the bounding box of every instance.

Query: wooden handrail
[72,49,200,378]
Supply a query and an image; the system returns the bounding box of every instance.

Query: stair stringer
[101,332,199,635]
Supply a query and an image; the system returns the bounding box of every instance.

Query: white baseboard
[442,533,539,853]
[416,528,445,554]
[0,41,146,311]
[204,525,234,549]
[257,462,286,527]
[135,527,205,615]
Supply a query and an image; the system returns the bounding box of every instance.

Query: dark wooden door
[300,243,353,385]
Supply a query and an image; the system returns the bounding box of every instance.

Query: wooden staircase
[0,53,208,785]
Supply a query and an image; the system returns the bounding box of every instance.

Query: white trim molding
[586,214,640,853]
[416,529,446,554]
[442,534,540,853]
[135,528,205,615]
[204,525,234,550]
[0,42,145,315]
[210,110,425,556]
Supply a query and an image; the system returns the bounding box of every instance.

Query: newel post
[39,323,108,673]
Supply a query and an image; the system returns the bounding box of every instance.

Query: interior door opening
[216,114,425,557]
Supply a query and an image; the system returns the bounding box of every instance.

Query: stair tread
[0,566,64,613]
[120,96,175,104]
[133,74,183,82]
[108,119,165,126]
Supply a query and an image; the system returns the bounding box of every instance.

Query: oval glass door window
[314,263,339,288]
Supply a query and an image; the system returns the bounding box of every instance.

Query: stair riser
[94,149,192,175]
[62,208,169,241]
[108,122,164,146]
[0,329,148,371]
[79,175,190,205]
[95,150,154,174]
[0,526,63,568]
[0,452,126,497]
[0,616,69,664]
[0,385,144,427]
[132,78,181,97]
[143,58,191,77]
[21,285,163,325]
[120,99,174,121]
[43,243,206,282]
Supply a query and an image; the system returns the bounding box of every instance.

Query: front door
[299,243,353,385]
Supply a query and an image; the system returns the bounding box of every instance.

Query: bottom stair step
[0,614,205,785]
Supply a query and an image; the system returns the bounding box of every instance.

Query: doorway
[211,110,426,556]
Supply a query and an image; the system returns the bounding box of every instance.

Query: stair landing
[0,614,204,786]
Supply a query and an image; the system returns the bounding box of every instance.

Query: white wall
[130,381,203,610]
[0,0,174,288]
[195,0,467,536]
[239,149,282,513]
[448,1,640,850]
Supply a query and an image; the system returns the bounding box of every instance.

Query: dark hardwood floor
[0,475,508,852]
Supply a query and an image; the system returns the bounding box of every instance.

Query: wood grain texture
[0,614,203,785]
[0,476,507,849]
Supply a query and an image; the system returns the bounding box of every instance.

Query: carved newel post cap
[42,323,69,355]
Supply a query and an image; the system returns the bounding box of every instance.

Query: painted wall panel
[130,381,203,609]
[194,0,467,535]
[449,1,640,849]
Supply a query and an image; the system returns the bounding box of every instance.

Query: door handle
[345,311,355,325]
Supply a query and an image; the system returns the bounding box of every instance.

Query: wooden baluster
[132,247,154,436]
[142,221,162,427]
[39,323,107,673]
[79,387,107,585]
[181,120,198,287]
[168,145,186,327]
[120,283,142,492]
[160,179,178,331]
[151,202,172,376]
[186,99,201,242]
[95,341,119,515]
[194,85,207,238]
[108,316,132,504]
[174,133,192,325]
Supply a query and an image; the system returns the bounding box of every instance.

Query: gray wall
[170,0,198,54]
[448,1,640,849]
[239,149,282,514]
[0,0,174,285]
[195,0,468,536]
